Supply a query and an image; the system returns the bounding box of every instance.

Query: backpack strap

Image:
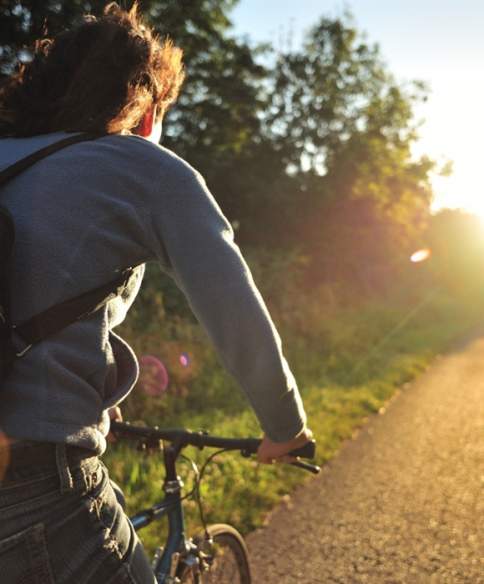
[12,267,135,355]
[0,133,104,186]
[0,132,137,362]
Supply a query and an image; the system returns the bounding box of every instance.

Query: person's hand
[106,406,123,444]
[257,427,313,464]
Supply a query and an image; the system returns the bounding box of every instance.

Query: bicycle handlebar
[111,421,317,461]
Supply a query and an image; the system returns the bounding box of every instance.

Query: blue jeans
[0,440,157,583]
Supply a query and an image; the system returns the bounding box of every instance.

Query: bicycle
[110,421,320,583]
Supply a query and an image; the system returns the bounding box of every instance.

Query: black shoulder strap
[0,133,103,186]
[0,132,137,356]
[13,267,134,347]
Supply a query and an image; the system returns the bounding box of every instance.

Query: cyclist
[0,3,312,582]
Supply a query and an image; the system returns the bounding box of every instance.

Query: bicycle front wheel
[181,523,251,584]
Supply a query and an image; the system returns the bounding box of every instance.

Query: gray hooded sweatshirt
[0,132,306,454]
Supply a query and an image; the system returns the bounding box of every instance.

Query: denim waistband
[0,439,99,494]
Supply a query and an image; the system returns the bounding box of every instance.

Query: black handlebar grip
[290,460,321,474]
[289,439,316,459]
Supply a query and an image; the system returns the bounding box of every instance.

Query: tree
[263,14,425,172]
[253,14,435,288]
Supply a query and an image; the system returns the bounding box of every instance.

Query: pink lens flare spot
[139,355,169,396]
[179,352,190,368]
[410,249,432,263]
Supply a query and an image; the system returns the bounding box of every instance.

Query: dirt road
[247,335,484,583]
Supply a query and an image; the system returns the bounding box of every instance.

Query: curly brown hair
[0,2,185,137]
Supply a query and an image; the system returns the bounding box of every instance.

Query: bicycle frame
[129,442,190,583]
[111,421,318,583]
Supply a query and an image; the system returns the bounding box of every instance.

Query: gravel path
[247,335,484,583]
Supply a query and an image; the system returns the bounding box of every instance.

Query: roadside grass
[104,288,481,554]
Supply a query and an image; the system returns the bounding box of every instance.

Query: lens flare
[139,355,169,396]
[179,352,190,368]
[410,249,432,263]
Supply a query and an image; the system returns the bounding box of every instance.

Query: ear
[135,107,155,137]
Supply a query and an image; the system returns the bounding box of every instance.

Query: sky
[230,0,484,218]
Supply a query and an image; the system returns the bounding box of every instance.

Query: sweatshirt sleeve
[149,156,307,442]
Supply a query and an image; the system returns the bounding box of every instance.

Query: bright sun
[431,172,484,222]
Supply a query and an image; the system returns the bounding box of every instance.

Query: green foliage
[106,286,481,556]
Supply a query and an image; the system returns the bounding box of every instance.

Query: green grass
[104,288,482,555]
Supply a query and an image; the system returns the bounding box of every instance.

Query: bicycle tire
[180,523,251,584]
